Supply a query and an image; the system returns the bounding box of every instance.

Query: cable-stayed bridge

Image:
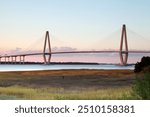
[0,24,150,65]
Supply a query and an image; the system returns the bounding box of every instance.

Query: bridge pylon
[43,31,51,64]
[120,24,128,65]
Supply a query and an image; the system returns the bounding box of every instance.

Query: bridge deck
[0,50,150,58]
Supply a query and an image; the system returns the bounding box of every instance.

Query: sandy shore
[0,69,135,90]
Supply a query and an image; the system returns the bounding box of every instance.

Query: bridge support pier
[5,56,10,64]
[43,31,51,64]
[11,56,17,64]
[4,57,6,63]
[8,57,10,63]
[119,24,128,65]
[19,56,25,64]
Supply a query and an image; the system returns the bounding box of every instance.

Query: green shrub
[133,72,150,99]
[134,56,150,73]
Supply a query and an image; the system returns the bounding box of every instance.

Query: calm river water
[0,64,134,72]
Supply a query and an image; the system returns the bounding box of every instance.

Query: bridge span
[0,24,150,65]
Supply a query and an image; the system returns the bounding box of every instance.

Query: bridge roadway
[1,50,150,58]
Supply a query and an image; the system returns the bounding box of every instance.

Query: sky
[0,0,150,53]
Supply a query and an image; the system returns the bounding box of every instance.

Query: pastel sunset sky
[0,0,150,54]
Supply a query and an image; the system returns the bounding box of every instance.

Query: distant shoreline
[0,61,135,65]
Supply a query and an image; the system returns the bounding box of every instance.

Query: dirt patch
[0,69,135,90]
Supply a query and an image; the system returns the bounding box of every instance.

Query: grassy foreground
[0,85,135,100]
[0,69,136,100]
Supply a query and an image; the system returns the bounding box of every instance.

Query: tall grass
[0,86,135,100]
